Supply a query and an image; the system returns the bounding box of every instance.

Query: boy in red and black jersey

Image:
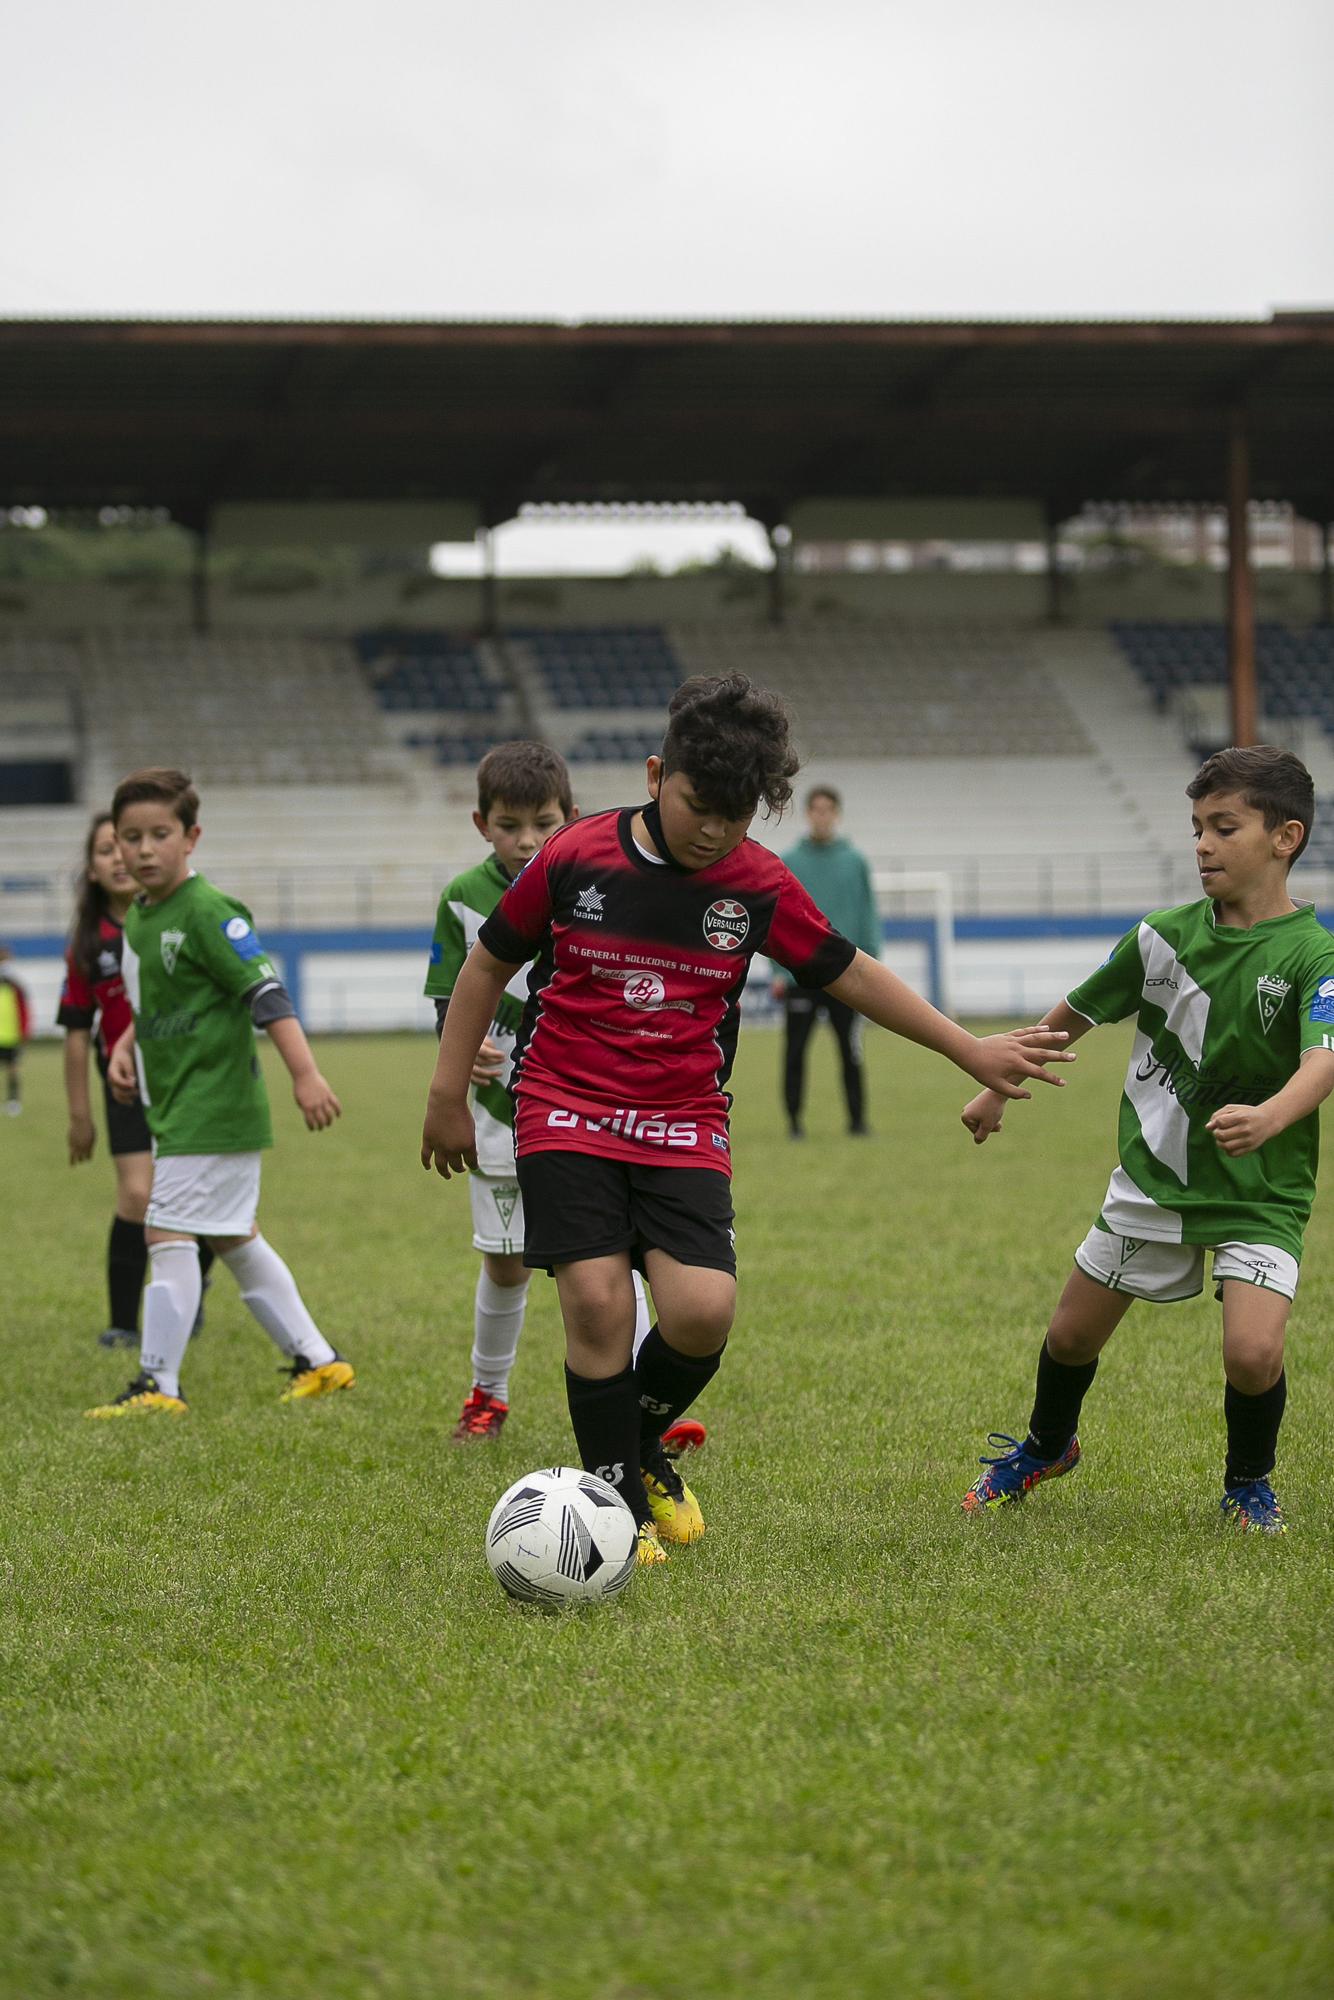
[422,675,1072,1563]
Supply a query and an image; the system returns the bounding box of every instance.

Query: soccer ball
[485,1467,638,1608]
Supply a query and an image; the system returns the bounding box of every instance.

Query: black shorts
[101,1066,152,1156]
[516,1151,736,1277]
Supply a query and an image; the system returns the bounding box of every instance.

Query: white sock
[219,1235,336,1366]
[472,1269,529,1401]
[140,1240,201,1399]
[631,1269,651,1361]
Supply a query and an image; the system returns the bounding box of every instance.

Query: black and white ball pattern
[486,1467,638,1607]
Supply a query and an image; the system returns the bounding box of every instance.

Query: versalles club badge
[703,899,750,952]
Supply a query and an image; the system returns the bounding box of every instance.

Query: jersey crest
[1256,973,1291,1034]
[703,899,750,952]
[160,928,186,975]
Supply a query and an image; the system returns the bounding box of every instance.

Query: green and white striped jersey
[424,854,528,1175]
[1067,899,1334,1258]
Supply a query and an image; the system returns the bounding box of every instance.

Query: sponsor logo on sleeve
[703,899,749,952]
[222,915,265,963]
[1308,975,1334,1024]
[160,928,186,975]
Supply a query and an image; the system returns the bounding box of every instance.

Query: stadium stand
[77,631,405,800]
[5,614,1333,953]
[358,629,526,767]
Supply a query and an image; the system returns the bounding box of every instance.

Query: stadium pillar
[1044,507,1067,624]
[1226,417,1257,746]
[767,524,788,627]
[480,527,498,638]
[191,518,211,635]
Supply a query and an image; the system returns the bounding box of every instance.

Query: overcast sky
[5,0,1331,567]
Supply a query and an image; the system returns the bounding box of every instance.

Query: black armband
[434,996,449,1039]
[245,977,297,1027]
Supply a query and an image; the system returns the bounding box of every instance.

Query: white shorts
[471,1172,523,1255]
[146,1152,262,1238]
[1074,1224,1299,1304]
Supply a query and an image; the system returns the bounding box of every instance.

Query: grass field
[3,1023,1331,2000]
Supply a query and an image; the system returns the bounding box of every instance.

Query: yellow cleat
[642,1448,706,1545]
[280,1355,355,1402]
[85,1371,188,1419]
[636,1521,668,1567]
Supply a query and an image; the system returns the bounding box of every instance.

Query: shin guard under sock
[1027,1341,1098,1460]
[107,1215,148,1334]
[1224,1371,1286,1487]
[634,1326,722,1450]
[140,1240,202,1398]
[564,1364,650,1525]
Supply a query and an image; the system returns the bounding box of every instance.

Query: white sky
[4,0,1332,569]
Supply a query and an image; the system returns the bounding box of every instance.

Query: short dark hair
[661,674,798,821]
[1186,745,1314,864]
[476,741,573,820]
[111,767,200,832]
[806,784,841,811]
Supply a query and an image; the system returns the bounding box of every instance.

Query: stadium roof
[3,315,1334,527]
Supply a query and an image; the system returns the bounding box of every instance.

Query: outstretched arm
[421,944,522,1178]
[960,999,1096,1143]
[824,950,1074,1100]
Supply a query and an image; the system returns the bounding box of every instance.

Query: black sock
[1224,1372,1286,1487]
[107,1215,148,1333]
[634,1325,722,1452]
[1027,1341,1098,1460]
[564,1364,650,1526]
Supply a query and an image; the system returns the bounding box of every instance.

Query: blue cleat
[962,1432,1081,1513]
[1220,1479,1287,1535]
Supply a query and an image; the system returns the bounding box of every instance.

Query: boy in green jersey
[87,767,353,1417]
[425,742,651,1440]
[959,746,1334,1533]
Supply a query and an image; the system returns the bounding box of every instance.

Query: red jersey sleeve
[765,865,859,990]
[477,846,555,963]
[56,950,97,1032]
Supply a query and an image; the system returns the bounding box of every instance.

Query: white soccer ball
[486,1467,638,1608]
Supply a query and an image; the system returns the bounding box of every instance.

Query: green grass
[2,1025,1331,1999]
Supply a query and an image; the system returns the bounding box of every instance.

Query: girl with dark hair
[57,815,212,1346]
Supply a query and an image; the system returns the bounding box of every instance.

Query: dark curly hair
[660,674,798,822]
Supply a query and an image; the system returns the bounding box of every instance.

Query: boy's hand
[107,1039,138,1103]
[293,1069,342,1130]
[68,1113,97,1164]
[968,1026,1073,1101]
[1207,1102,1278,1157]
[421,1096,478,1179]
[471,1036,506,1086]
[961,1089,1008,1145]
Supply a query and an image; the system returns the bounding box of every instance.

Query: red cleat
[661,1418,707,1457]
[452,1385,509,1442]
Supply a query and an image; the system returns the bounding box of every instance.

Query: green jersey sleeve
[425,885,468,1000]
[187,888,282,999]
[1066,925,1142,1025]
[1299,949,1334,1056]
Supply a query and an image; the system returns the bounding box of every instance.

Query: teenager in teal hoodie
[769,786,881,1136]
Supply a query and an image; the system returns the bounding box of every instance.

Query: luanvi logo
[575,885,605,921]
[1256,974,1291,1035]
[160,929,186,975]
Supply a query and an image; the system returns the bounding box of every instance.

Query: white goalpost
[872,869,957,1015]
